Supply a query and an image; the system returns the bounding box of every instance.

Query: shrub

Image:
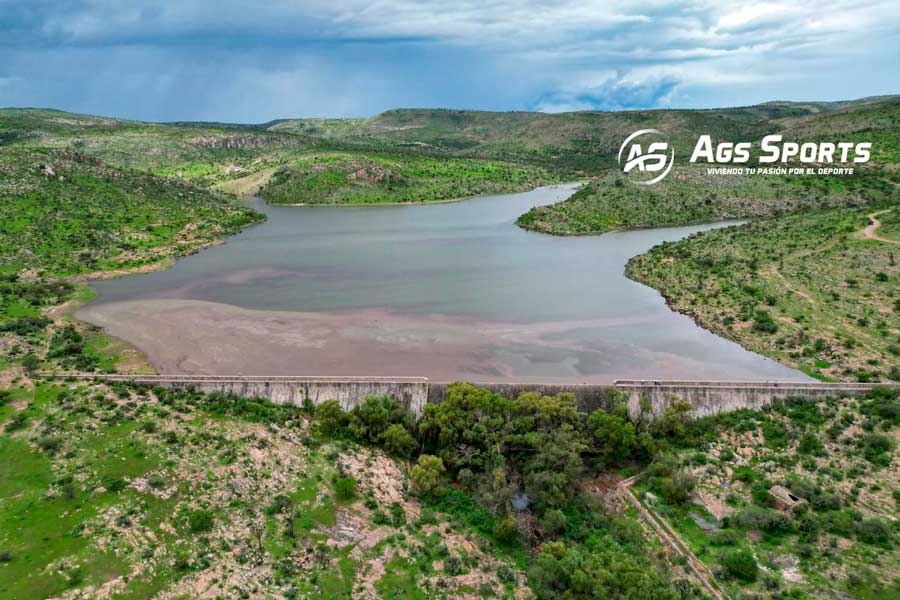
[492,516,519,544]
[539,509,567,538]
[659,469,696,505]
[730,506,792,534]
[752,310,778,334]
[720,549,758,582]
[187,509,214,533]
[710,530,740,546]
[349,395,414,445]
[382,423,416,458]
[797,433,824,455]
[856,518,892,546]
[588,403,636,464]
[333,475,357,501]
[862,432,896,465]
[410,454,445,495]
[315,399,348,436]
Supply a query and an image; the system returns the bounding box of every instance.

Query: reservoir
[78,184,809,382]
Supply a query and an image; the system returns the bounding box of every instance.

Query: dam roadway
[45,374,897,420]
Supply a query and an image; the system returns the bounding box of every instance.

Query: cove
[78,184,810,383]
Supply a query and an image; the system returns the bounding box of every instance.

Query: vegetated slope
[626,206,900,382]
[1,372,897,599]
[258,151,559,205]
[0,147,262,276]
[776,96,900,164]
[268,104,806,174]
[0,108,561,203]
[516,166,895,235]
[0,108,311,188]
[517,96,900,235]
[637,389,900,599]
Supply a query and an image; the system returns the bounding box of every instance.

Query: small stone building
[769,485,805,512]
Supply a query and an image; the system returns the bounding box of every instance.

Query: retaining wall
[49,374,896,420]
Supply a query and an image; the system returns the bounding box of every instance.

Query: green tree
[530,538,679,599]
[588,402,636,465]
[349,395,414,444]
[382,423,416,457]
[316,399,348,436]
[420,382,513,473]
[410,454,446,494]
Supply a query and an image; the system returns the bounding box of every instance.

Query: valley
[1,95,898,599]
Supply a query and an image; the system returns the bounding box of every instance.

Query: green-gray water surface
[81,184,808,381]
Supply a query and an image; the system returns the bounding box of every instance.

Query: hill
[0,147,262,277]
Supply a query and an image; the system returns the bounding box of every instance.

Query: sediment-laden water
[79,184,809,382]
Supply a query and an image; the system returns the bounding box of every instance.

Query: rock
[42,164,56,178]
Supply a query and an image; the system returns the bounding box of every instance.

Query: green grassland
[626,206,900,382]
[259,151,559,205]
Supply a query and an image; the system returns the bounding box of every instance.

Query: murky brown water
[79,184,809,382]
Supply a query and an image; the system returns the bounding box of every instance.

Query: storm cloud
[0,1,898,120]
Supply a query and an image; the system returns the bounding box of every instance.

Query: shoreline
[74,181,806,381]
[260,180,583,207]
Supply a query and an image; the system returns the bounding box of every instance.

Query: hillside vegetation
[258,151,558,205]
[626,206,900,382]
[0,147,262,277]
[1,370,896,599]
[517,97,900,235]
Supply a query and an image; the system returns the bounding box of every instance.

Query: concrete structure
[48,373,896,420]
[611,380,892,421]
[769,485,806,513]
[54,374,429,416]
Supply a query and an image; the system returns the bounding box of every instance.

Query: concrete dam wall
[50,373,896,420]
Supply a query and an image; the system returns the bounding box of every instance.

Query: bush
[730,506,792,534]
[797,433,824,455]
[349,395,414,445]
[187,509,214,533]
[315,399,348,436]
[382,423,416,458]
[588,403,636,464]
[410,454,445,495]
[539,509,567,537]
[856,518,892,546]
[659,469,696,504]
[752,310,778,334]
[492,516,519,544]
[333,475,357,501]
[862,432,896,465]
[720,549,758,582]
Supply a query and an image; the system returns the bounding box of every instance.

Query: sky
[1,0,899,122]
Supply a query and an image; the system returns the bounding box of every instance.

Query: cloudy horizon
[1,0,899,122]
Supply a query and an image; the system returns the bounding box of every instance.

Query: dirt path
[860,209,900,245]
[617,476,728,600]
[764,265,816,306]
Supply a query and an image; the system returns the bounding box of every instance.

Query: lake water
[80,184,809,382]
